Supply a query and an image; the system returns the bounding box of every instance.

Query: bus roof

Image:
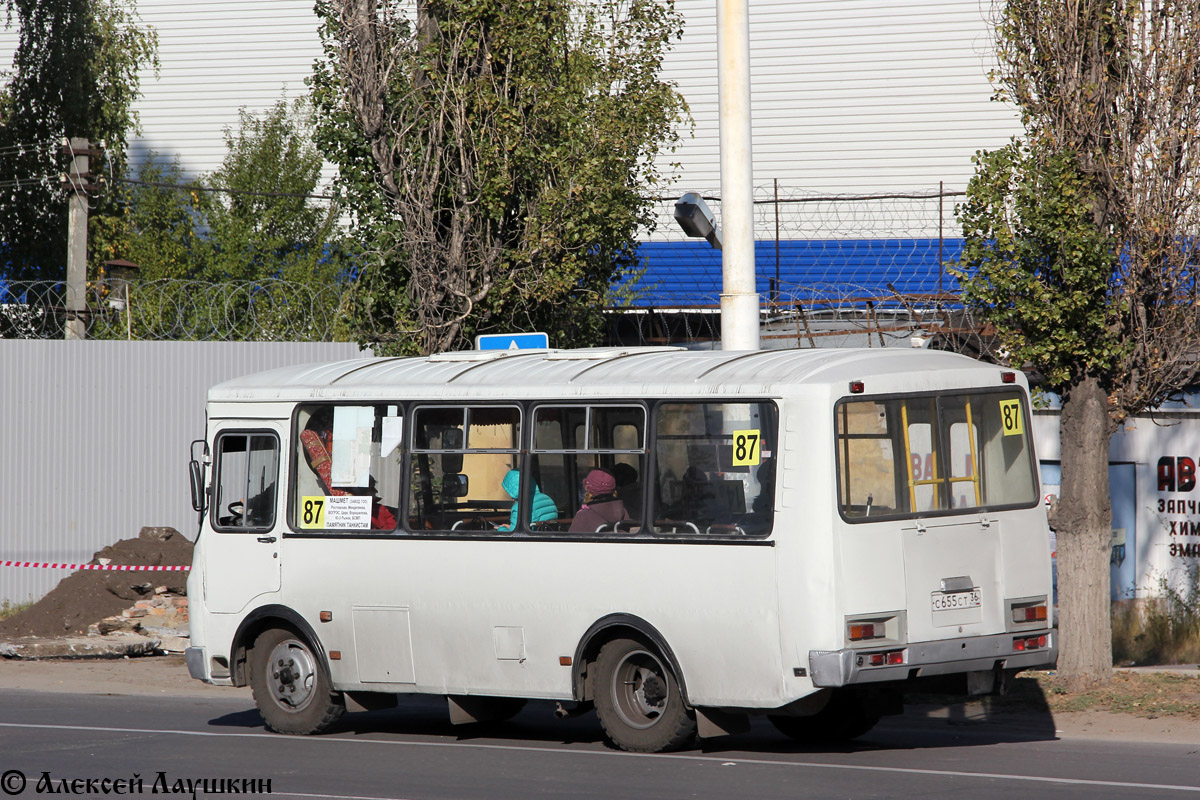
[207,346,1018,404]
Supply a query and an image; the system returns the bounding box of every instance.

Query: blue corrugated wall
[624,238,966,307]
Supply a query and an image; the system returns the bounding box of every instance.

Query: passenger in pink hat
[569,468,631,533]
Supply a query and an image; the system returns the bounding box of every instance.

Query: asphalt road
[0,690,1198,800]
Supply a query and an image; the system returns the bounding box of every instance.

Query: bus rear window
[836,391,1037,520]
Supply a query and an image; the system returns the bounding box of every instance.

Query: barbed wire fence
[0,279,347,341]
[2,183,994,355]
[607,183,993,357]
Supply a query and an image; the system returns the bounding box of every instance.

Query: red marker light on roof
[1001,371,1016,384]
[849,381,865,394]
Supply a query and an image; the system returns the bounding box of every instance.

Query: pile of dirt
[0,527,193,639]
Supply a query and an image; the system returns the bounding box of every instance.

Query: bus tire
[594,637,696,753]
[250,627,345,735]
[768,689,880,743]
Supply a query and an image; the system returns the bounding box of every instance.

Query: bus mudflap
[185,646,207,681]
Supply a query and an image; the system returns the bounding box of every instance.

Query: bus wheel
[769,689,880,743]
[594,637,696,752]
[250,628,345,735]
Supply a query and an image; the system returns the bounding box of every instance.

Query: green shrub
[1112,565,1200,666]
[0,598,33,622]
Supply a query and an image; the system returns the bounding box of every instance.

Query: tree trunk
[1051,374,1114,692]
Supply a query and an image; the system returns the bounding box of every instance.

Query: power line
[0,141,57,155]
[0,176,58,190]
[115,177,334,201]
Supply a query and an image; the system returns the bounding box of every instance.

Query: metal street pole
[717,0,759,351]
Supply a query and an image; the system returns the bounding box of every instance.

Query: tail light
[1012,603,1048,624]
[849,623,884,641]
[863,649,906,667]
[1009,598,1050,629]
[1013,635,1048,652]
[846,613,901,646]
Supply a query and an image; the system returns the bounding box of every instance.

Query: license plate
[931,589,981,612]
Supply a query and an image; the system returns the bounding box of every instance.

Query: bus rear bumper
[808,628,1057,688]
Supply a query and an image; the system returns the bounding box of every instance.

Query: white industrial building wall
[0,340,365,606]
[125,0,325,176]
[0,0,325,180]
[667,0,1021,196]
[1,1,1021,191]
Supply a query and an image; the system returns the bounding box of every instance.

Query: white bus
[185,346,1056,752]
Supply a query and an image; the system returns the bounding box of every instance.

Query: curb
[0,634,162,660]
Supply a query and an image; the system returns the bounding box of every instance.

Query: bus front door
[203,424,284,614]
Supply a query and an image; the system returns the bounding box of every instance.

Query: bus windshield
[836,389,1038,520]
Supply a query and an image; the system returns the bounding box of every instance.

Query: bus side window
[212,431,279,531]
[293,404,402,532]
[652,402,777,536]
[532,404,646,534]
[408,405,524,533]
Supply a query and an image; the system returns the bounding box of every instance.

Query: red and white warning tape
[0,561,190,571]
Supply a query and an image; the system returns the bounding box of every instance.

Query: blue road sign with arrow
[475,332,550,350]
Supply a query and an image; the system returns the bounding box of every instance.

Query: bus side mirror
[189,460,205,512]
[443,473,469,498]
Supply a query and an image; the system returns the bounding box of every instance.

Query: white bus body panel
[280,538,783,706]
[186,348,1055,710]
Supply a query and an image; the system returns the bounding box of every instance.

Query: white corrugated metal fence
[0,340,364,605]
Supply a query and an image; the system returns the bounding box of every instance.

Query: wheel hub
[640,674,666,707]
[267,639,316,711]
[612,649,669,730]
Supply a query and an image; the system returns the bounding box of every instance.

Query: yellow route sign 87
[999,399,1024,437]
[300,496,327,529]
[732,429,761,466]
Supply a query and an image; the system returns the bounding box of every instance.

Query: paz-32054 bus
[185,346,1056,752]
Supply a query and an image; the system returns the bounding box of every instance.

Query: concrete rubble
[0,587,189,661]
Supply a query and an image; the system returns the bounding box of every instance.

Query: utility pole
[63,137,90,340]
[717,0,759,351]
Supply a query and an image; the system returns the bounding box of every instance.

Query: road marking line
[272,794,416,800]
[0,721,1197,794]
